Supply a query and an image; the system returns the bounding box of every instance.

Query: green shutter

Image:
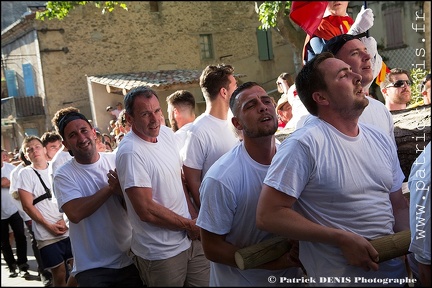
[257,28,274,61]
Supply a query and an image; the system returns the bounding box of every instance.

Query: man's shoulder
[366,96,388,110]
[2,161,16,171]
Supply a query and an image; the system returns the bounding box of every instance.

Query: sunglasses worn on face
[386,80,411,88]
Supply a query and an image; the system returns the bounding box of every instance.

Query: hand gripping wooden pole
[234,230,411,270]
[369,230,411,263]
[234,236,292,270]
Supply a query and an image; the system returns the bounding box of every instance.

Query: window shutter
[385,7,404,48]
[257,28,274,61]
[5,70,18,97]
[23,63,36,96]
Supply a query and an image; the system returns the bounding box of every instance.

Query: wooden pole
[234,236,291,270]
[234,230,411,270]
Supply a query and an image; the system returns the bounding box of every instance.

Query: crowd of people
[2,1,431,287]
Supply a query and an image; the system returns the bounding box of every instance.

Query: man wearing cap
[106,102,123,120]
[257,52,409,283]
[276,94,293,132]
[324,33,396,144]
[299,33,396,146]
[52,111,143,287]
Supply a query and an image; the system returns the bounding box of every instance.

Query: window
[200,34,214,60]
[25,128,39,137]
[256,28,274,61]
[23,63,36,96]
[5,70,18,97]
[384,7,404,48]
[149,1,159,12]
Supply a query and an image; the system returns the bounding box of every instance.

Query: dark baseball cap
[322,32,368,56]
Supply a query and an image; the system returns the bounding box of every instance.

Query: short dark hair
[200,64,235,101]
[52,106,80,133]
[229,81,260,115]
[40,131,62,147]
[124,86,158,116]
[166,90,196,110]
[380,68,412,90]
[21,135,43,156]
[295,52,334,116]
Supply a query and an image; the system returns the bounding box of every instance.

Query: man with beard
[299,33,396,147]
[197,82,303,286]
[166,90,196,152]
[52,111,143,287]
[257,52,409,285]
[380,68,412,111]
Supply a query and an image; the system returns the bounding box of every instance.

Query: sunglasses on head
[386,80,411,88]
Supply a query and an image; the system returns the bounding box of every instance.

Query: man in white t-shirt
[116,86,209,286]
[9,149,53,285]
[17,136,73,287]
[166,89,196,152]
[182,64,240,209]
[52,111,143,287]
[1,151,28,278]
[257,52,409,285]
[299,33,396,148]
[197,82,304,286]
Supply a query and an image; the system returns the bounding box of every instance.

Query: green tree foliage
[36,1,128,20]
[410,68,430,105]
[256,1,305,73]
[257,1,291,30]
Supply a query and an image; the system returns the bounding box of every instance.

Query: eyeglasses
[386,80,411,88]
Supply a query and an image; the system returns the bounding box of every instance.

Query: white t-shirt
[197,142,303,286]
[300,96,396,146]
[17,165,67,243]
[9,163,31,221]
[53,152,134,275]
[264,119,407,282]
[116,126,191,261]
[182,113,239,179]
[50,149,73,180]
[1,162,18,220]
[174,122,193,156]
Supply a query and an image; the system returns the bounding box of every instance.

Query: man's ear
[231,117,242,131]
[312,91,328,106]
[220,87,229,99]
[62,140,69,151]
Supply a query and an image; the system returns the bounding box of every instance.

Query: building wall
[350,1,430,71]
[28,1,293,133]
[5,1,427,138]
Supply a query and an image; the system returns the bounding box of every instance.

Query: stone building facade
[1,1,430,151]
[1,1,296,150]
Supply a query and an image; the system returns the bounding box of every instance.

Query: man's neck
[206,98,229,120]
[386,102,406,111]
[319,114,360,137]
[243,136,276,165]
[32,161,48,170]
